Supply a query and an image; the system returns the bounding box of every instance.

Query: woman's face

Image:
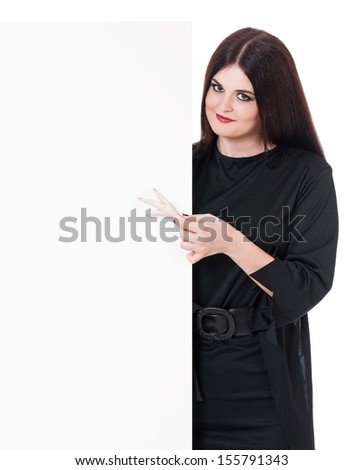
[205,64,262,146]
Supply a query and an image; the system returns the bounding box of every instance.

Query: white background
[0,0,363,463]
[0,22,192,449]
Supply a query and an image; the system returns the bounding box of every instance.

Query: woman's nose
[220,94,233,112]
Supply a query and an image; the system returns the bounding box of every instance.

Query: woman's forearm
[222,225,274,297]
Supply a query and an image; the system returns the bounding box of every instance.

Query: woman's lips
[216,113,235,123]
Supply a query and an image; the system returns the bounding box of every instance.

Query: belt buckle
[195,307,235,341]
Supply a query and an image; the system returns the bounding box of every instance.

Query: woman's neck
[217,137,273,158]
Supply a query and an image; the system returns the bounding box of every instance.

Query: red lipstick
[216,113,235,123]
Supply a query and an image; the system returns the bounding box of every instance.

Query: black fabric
[192,145,338,450]
[194,398,290,450]
[193,333,290,450]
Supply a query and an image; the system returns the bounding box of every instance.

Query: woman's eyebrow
[211,78,255,97]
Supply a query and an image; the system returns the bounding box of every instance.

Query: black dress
[192,144,338,450]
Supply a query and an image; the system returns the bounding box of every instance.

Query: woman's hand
[138,191,273,295]
[180,213,240,264]
[181,212,274,295]
[138,188,187,225]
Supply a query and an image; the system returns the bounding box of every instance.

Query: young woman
[140,27,338,450]
[188,27,338,450]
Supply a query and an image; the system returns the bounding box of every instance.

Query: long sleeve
[250,166,339,328]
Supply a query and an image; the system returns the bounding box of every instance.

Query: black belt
[193,302,272,401]
[193,303,254,341]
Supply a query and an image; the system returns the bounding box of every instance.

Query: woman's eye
[211,84,224,92]
[236,93,251,101]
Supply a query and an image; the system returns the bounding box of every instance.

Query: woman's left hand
[180,213,238,264]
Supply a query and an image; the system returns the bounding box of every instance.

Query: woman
[189,27,338,450]
[140,27,338,450]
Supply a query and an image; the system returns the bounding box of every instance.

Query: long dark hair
[194,27,325,159]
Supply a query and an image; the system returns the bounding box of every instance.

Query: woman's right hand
[138,188,188,226]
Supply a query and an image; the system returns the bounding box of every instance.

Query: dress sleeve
[250,166,339,328]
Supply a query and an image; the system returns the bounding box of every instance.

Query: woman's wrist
[221,223,245,257]
[222,223,274,276]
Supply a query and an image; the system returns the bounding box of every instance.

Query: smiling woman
[138,26,339,451]
[191,27,339,450]
[205,66,263,156]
